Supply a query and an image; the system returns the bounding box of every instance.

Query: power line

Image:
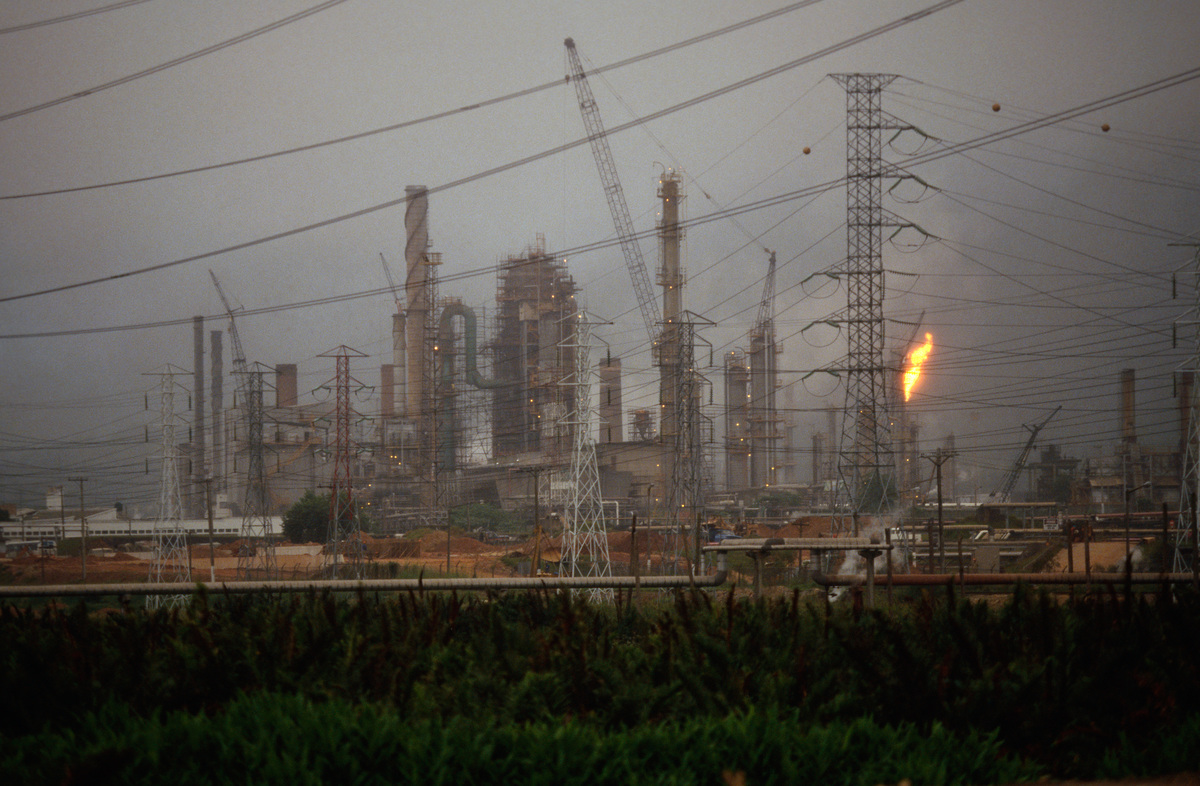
[0,0,826,200]
[0,0,354,124]
[0,0,155,35]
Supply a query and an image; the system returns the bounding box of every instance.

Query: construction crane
[564,37,660,347]
[989,405,1061,503]
[209,271,248,379]
[379,252,402,313]
[755,251,777,333]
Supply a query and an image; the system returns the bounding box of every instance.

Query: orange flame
[903,333,934,402]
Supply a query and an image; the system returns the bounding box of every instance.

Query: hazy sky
[2,0,1198,509]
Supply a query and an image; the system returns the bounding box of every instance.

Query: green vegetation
[2,586,1200,782]
[281,490,374,542]
[449,501,524,534]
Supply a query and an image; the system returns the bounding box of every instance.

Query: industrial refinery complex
[4,51,1199,587]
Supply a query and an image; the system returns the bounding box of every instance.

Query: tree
[282,491,330,544]
[282,490,374,543]
[449,502,522,534]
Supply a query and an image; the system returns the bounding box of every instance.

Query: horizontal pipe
[0,570,728,599]
[814,572,1199,588]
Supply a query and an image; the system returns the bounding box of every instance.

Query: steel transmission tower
[237,363,277,579]
[561,312,614,601]
[661,312,712,575]
[1176,245,1200,572]
[147,366,191,608]
[322,346,367,579]
[831,73,900,521]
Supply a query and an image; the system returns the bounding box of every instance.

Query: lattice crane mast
[209,270,248,380]
[755,251,777,333]
[379,252,402,313]
[565,37,660,347]
[990,405,1061,503]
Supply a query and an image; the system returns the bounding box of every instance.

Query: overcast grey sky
[2,0,1198,509]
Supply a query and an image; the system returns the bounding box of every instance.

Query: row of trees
[280,492,522,544]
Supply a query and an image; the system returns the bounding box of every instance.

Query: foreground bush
[4,693,1042,786]
[3,585,1200,780]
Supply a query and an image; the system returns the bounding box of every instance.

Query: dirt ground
[1047,541,1135,573]
[1,531,633,585]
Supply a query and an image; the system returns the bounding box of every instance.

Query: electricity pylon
[146,366,191,608]
[237,363,277,579]
[831,73,902,524]
[321,346,368,579]
[561,312,614,601]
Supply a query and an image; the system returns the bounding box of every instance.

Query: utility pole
[922,449,956,573]
[205,477,215,582]
[519,466,543,576]
[68,476,87,582]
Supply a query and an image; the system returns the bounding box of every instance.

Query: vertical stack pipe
[404,186,429,420]
[724,351,749,489]
[748,329,777,487]
[210,330,223,492]
[658,174,682,498]
[192,316,207,517]
[1121,368,1137,444]
[275,364,298,408]
[598,357,623,444]
[392,312,406,416]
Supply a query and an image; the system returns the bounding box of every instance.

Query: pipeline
[814,572,1199,588]
[437,302,511,390]
[436,302,514,469]
[0,570,727,599]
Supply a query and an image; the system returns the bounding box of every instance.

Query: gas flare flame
[903,333,933,402]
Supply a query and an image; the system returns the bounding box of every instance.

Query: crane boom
[379,252,401,312]
[209,270,248,378]
[990,405,1061,503]
[755,251,776,331]
[565,37,660,346]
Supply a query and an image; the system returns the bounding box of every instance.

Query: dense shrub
[3,585,1200,780]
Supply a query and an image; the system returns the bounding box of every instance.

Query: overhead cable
[1,0,826,200]
[0,0,155,35]
[0,0,969,305]
[0,0,354,124]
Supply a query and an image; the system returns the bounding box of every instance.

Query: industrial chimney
[276,364,298,408]
[1120,368,1136,444]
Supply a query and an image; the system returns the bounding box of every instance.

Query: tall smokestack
[812,431,825,486]
[599,356,623,444]
[392,312,406,416]
[404,185,429,419]
[1121,368,1136,444]
[658,173,683,498]
[276,364,298,408]
[381,364,394,418]
[210,330,223,492]
[193,316,207,516]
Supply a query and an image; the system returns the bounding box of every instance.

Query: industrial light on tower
[903,333,934,402]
